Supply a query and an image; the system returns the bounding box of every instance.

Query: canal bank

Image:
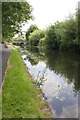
[2,49,52,118]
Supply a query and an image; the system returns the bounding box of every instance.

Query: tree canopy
[2,2,33,42]
[26,24,39,40]
[26,8,80,51]
[29,30,45,46]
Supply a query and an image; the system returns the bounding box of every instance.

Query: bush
[45,25,59,49]
[13,37,24,41]
[26,25,39,40]
[38,37,46,48]
[29,30,45,46]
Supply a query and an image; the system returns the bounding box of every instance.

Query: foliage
[2,2,33,42]
[45,25,60,49]
[13,36,24,40]
[44,9,79,50]
[76,7,80,49]
[60,18,77,49]
[26,25,39,40]
[38,37,46,48]
[54,17,78,50]
[29,30,45,46]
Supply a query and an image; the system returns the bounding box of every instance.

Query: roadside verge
[2,49,52,118]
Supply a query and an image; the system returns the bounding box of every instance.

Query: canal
[21,47,80,118]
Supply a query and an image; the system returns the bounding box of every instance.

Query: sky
[22,0,79,32]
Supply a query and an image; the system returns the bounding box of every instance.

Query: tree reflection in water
[22,47,80,118]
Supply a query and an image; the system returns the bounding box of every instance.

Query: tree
[54,15,78,50]
[29,30,45,46]
[2,2,33,43]
[76,4,80,49]
[59,17,77,49]
[26,25,38,40]
[45,25,59,49]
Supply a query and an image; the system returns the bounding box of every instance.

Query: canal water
[21,47,80,118]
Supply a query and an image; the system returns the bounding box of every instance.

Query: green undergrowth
[2,49,52,118]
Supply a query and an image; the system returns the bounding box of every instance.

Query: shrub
[26,25,39,40]
[29,30,45,46]
[45,25,59,49]
[38,37,46,48]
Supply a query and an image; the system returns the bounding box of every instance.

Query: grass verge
[2,49,52,118]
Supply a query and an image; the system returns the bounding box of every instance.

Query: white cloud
[22,0,79,31]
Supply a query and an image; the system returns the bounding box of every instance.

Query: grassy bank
[2,49,52,118]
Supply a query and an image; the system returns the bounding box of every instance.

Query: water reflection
[22,47,80,118]
[45,50,79,90]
